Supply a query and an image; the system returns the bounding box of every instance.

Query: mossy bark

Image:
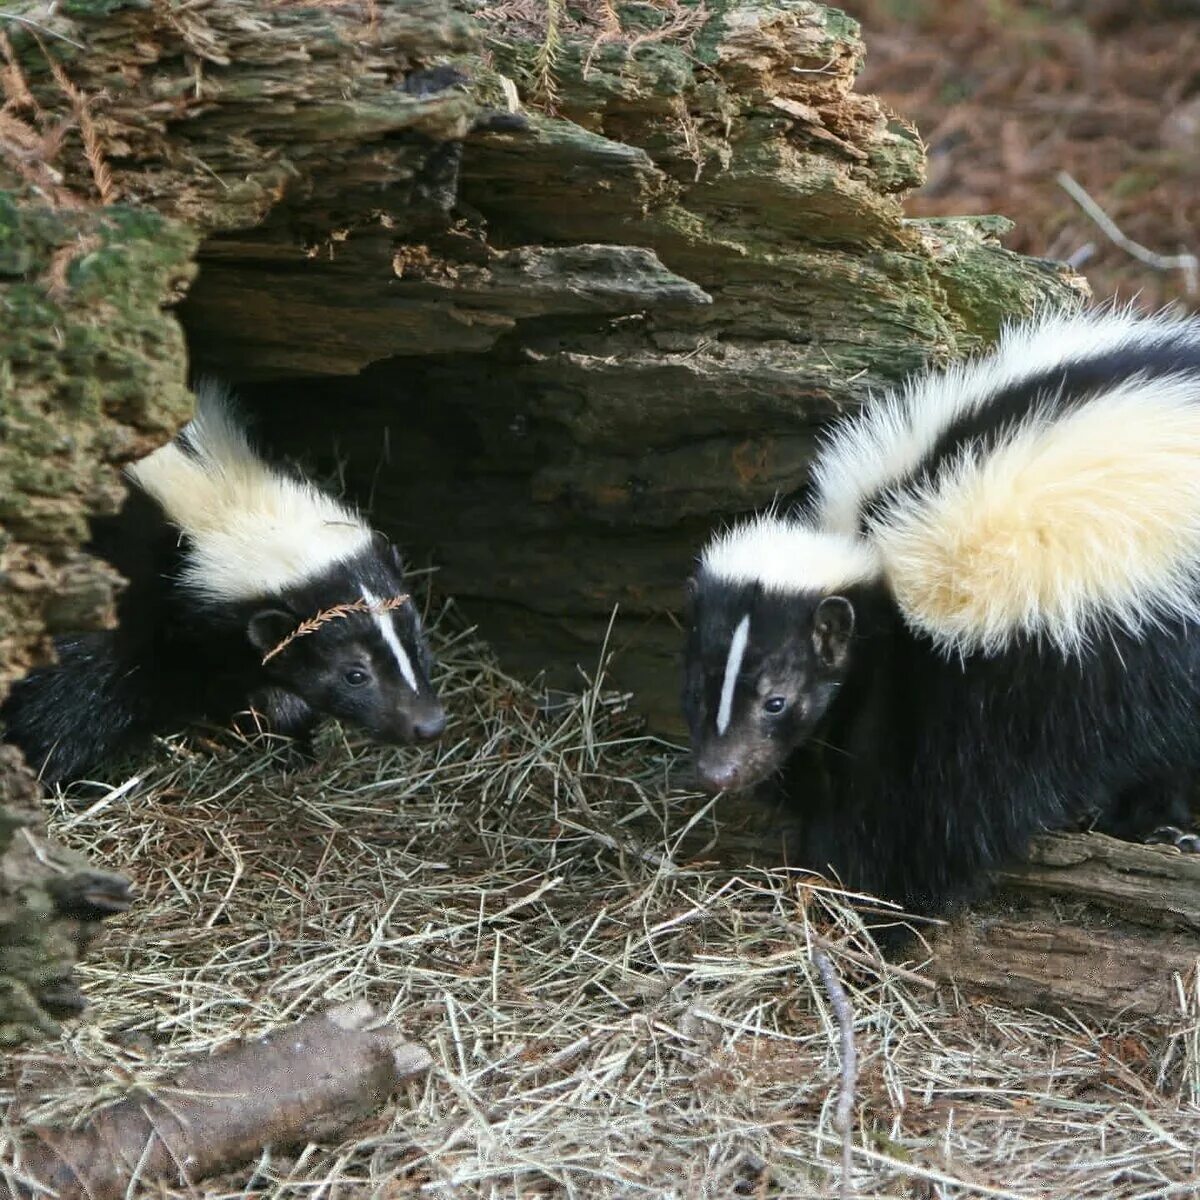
[0,0,482,1047]
[0,195,193,1046]
[0,0,1089,1042]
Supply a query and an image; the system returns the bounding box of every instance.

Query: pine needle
[37,35,117,205]
[531,0,563,111]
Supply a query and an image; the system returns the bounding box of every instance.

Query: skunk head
[248,539,444,746]
[682,516,875,794]
[128,383,446,747]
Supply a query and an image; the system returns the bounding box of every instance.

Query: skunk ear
[372,530,405,575]
[682,576,698,620]
[247,609,296,656]
[813,595,855,670]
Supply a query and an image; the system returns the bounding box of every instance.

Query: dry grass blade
[2,608,1199,1197]
[261,594,410,664]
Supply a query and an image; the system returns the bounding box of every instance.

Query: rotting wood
[1,1001,433,1200]
[0,747,132,1049]
[927,833,1200,1022]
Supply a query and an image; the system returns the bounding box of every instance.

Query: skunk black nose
[413,710,446,741]
[696,758,740,794]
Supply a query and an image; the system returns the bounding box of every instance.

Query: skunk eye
[344,668,369,687]
[763,696,788,715]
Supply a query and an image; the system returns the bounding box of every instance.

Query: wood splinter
[2,1001,432,1200]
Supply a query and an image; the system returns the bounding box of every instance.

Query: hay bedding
[3,611,1200,1199]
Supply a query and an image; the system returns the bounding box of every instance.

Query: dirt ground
[844,0,1200,312]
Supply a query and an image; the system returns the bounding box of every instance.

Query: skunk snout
[695,753,743,795]
[413,708,447,741]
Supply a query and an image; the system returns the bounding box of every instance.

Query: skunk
[683,308,1200,917]
[2,382,445,785]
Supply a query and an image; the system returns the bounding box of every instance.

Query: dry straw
[4,605,1200,1198]
[260,594,410,664]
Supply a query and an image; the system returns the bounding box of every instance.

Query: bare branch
[1057,170,1199,296]
[814,946,858,1200]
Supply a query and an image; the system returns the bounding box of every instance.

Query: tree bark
[3,1001,432,1200]
[691,809,1200,1022]
[928,833,1200,1022]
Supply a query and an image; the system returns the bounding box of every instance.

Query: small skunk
[2,382,445,785]
[683,308,1200,917]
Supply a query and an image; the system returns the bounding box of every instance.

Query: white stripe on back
[362,588,418,691]
[716,614,750,735]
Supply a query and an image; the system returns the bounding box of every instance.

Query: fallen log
[2,1001,432,1200]
[928,832,1200,1022]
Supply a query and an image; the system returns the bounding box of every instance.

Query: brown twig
[261,594,410,664]
[814,947,858,1200]
[1056,170,1199,296]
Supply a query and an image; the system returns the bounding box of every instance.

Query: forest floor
[845,0,1200,312]
[3,612,1199,1199]
[4,4,1200,1196]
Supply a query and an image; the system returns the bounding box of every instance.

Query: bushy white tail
[127,380,372,604]
[874,378,1200,654]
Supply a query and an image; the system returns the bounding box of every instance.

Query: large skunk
[2,382,445,785]
[683,308,1200,917]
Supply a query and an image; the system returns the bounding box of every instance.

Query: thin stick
[814,947,857,1200]
[1056,170,1199,296]
[0,12,85,51]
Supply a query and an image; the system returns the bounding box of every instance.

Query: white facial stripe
[716,614,750,736]
[361,588,419,692]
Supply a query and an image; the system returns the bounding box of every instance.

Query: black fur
[685,331,1200,917]
[2,431,444,787]
[685,572,1200,916]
